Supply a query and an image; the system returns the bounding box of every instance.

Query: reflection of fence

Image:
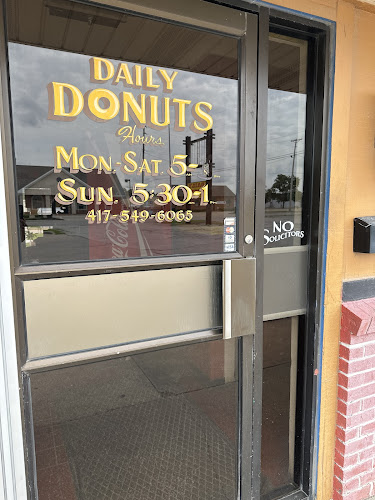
[184,129,215,225]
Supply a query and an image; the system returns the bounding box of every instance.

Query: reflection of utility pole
[184,130,214,224]
[142,127,146,184]
[168,124,172,187]
[184,136,191,188]
[183,136,191,212]
[289,138,302,211]
[206,129,213,226]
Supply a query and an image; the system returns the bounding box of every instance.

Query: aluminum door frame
[249,8,333,500]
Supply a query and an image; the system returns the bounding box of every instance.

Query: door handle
[223,258,256,339]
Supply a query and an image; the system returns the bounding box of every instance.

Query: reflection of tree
[265,174,302,208]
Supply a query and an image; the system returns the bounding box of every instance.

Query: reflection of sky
[8,43,238,192]
[266,89,306,191]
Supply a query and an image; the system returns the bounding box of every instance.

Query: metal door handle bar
[223,258,256,339]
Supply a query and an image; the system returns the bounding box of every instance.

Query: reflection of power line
[266,137,305,144]
[267,151,304,162]
[268,151,304,159]
[267,154,304,164]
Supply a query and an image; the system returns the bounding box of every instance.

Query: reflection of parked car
[36,206,65,216]
[37,207,52,216]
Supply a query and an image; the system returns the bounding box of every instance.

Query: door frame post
[0,2,28,496]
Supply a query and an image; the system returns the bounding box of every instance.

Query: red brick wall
[334,299,375,500]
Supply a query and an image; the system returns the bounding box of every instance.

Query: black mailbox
[353,217,375,253]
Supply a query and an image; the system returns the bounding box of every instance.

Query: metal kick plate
[223,258,256,339]
[263,246,307,320]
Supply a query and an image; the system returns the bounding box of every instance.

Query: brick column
[334,298,375,500]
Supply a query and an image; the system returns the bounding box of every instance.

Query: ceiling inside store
[5,0,238,79]
[5,0,305,92]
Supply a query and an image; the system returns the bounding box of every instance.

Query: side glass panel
[261,317,302,497]
[265,34,307,249]
[261,33,309,498]
[29,339,238,499]
[6,0,239,264]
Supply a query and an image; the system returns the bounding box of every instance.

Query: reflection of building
[188,184,235,211]
[17,165,125,216]
[17,165,91,216]
[212,185,235,211]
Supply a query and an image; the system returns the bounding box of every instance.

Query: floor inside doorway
[30,327,294,500]
[31,342,238,500]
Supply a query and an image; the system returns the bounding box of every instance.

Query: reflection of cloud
[9,43,239,192]
[13,92,45,126]
[266,89,306,190]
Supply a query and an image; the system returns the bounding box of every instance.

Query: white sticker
[224,217,236,252]
[224,217,235,226]
[264,220,305,246]
[224,243,235,252]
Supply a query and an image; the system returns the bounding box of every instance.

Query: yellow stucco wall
[344,8,375,279]
[267,0,338,20]
[265,0,375,498]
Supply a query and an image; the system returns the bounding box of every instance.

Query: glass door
[4,0,259,499]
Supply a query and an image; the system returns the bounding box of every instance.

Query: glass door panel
[262,32,310,498]
[261,316,301,498]
[29,339,238,500]
[7,0,240,265]
[266,33,308,250]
